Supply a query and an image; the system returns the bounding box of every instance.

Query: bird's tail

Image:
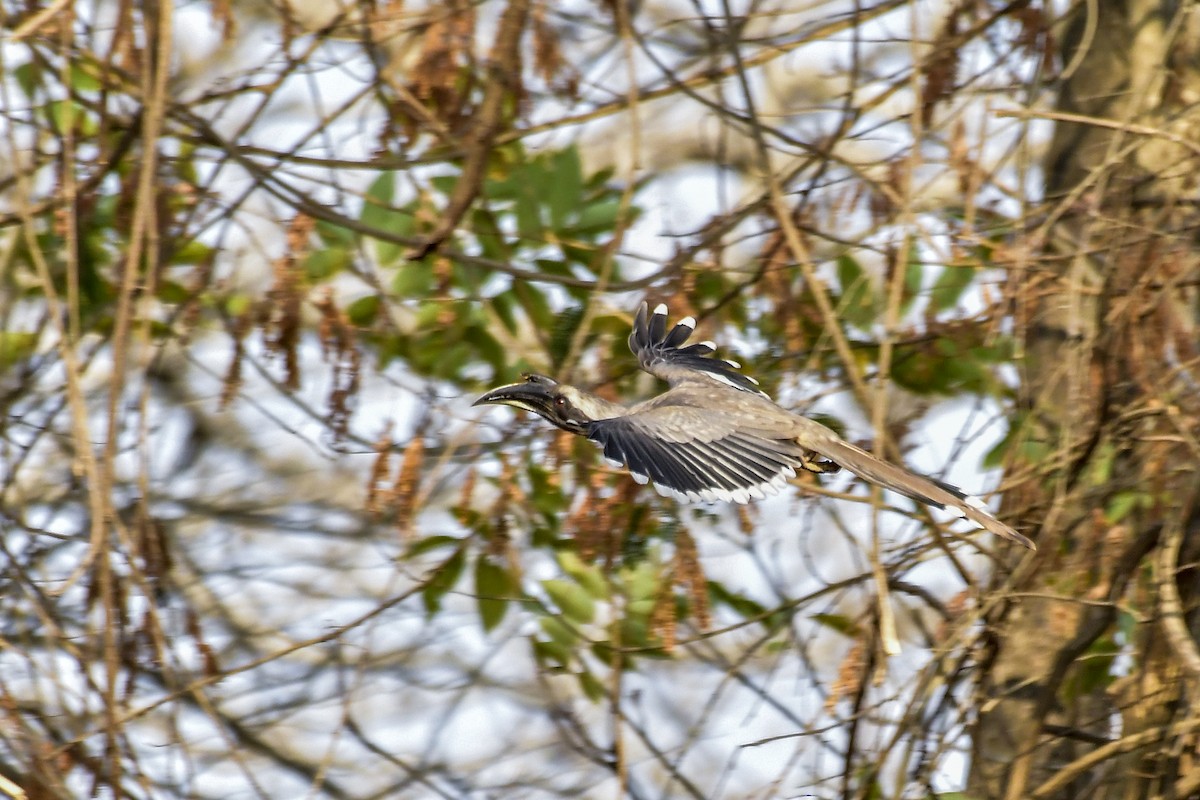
[816,438,1035,549]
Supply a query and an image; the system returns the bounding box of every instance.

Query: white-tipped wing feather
[586,405,803,506]
[628,302,768,397]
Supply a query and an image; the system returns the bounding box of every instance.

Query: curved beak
[473,380,555,416]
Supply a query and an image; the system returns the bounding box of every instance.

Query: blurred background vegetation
[1,1,1199,798]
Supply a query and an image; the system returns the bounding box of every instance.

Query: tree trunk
[969,1,1200,797]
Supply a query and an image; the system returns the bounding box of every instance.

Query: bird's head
[473,373,593,435]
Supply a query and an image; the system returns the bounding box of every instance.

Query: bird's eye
[555,396,566,407]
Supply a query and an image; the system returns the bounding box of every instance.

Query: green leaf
[422,548,466,615]
[616,614,652,650]
[526,464,567,518]
[392,262,432,297]
[431,174,458,195]
[315,220,356,248]
[532,635,572,668]
[1105,490,1145,524]
[548,306,584,368]
[45,100,96,136]
[810,612,862,638]
[0,332,37,371]
[360,172,414,266]
[69,62,103,92]
[1016,438,1051,465]
[471,208,511,260]
[145,320,174,340]
[708,581,787,631]
[539,615,577,650]
[474,555,513,632]
[491,293,517,334]
[891,335,1003,397]
[543,579,596,624]
[175,141,200,186]
[560,243,598,269]
[558,551,609,599]
[931,265,975,312]
[983,414,1025,468]
[548,147,584,229]
[1089,442,1117,486]
[13,62,38,98]
[623,559,662,608]
[512,282,554,333]
[515,189,543,239]
[837,254,876,328]
[225,293,253,317]
[364,171,395,208]
[414,300,444,329]
[708,582,765,617]
[463,324,506,372]
[346,295,380,326]
[890,349,939,395]
[434,342,473,380]
[576,669,606,701]
[403,534,463,559]
[484,174,518,200]
[807,412,848,439]
[899,248,923,315]
[532,257,573,278]
[169,240,215,266]
[571,199,621,235]
[303,247,351,281]
[585,165,615,190]
[1063,636,1119,698]
[155,280,191,305]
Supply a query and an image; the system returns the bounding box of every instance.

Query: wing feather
[672,441,752,497]
[587,412,800,505]
[628,302,768,397]
[706,437,779,485]
[663,441,743,494]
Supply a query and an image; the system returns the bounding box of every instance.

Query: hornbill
[474,303,1034,549]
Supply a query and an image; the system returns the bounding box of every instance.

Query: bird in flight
[474,302,1034,549]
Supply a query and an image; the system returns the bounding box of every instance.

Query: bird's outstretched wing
[628,302,768,397]
[586,405,806,504]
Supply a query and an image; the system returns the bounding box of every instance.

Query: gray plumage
[475,302,1034,549]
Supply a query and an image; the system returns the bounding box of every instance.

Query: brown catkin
[674,530,710,629]
[390,436,425,540]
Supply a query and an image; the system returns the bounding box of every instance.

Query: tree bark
[969,1,1200,797]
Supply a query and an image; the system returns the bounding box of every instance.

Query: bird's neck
[559,386,626,422]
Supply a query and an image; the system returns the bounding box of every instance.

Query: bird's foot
[799,453,841,474]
